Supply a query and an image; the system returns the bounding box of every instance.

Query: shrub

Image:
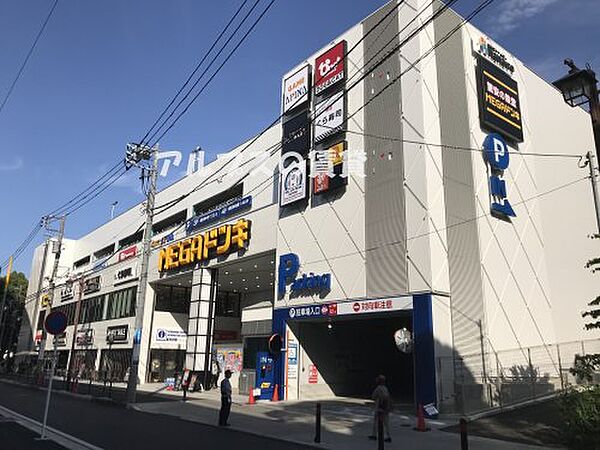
[559,385,600,450]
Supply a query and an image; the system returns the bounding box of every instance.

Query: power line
[0,0,59,118]
[147,0,277,148]
[139,0,251,146]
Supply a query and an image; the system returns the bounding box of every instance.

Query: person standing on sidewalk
[369,374,392,442]
[219,369,233,427]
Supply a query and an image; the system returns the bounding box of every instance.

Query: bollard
[314,403,322,443]
[377,412,384,450]
[460,418,468,450]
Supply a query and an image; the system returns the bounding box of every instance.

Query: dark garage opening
[291,312,414,403]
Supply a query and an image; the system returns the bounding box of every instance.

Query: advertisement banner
[83,276,101,295]
[186,195,252,235]
[118,245,137,262]
[314,41,346,95]
[313,141,347,195]
[114,265,137,284]
[280,152,307,206]
[76,329,93,346]
[282,110,311,154]
[282,65,310,114]
[314,95,345,143]
[476,56,523,142]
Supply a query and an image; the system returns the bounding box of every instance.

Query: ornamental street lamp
[553,59,600,160]
[553,59,600,233]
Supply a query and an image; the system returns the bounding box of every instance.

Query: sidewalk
[132,389,554,450]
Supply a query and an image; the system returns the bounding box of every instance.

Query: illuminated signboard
[476,56,523,142]
[483,133,516,218]
[314,41,346,95]
[314,95,345,143]
[158,218,251,272]
[282,65,310,114]
[313,141,347,195]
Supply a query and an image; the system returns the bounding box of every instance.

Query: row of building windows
[39,287,137,330]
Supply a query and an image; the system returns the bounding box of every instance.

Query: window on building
[215,291,240,317]
[73,256,90,270]
[79,296,105,323]
[192,184,243,217]
[106,287,136,320]
[152,210,187,235]
[154,285,190,314]
[118,231,143,249]
[94,244,115,261]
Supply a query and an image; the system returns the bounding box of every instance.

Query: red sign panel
[308,364,318,384]
[118,245,137,262]
[314,41,346,95]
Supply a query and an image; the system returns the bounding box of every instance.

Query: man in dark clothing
[368,374,392,442]
[218,369,233,426]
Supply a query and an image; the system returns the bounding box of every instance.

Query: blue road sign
[44,311,67,335]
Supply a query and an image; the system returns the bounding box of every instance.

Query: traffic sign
[44,311,67,336]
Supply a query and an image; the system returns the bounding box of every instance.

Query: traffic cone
[413,403,430,432]
[247,389,256,405]
[271,384,279,402]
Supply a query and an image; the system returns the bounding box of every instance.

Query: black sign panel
[282,110,311,154]
[83,276,101,294]
[107,325,128,343]
[476,56,523,142]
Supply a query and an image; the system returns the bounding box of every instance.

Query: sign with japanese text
[476,56,523,142]
[314,41,346,95]
[314,95,345,143]
[313,141,347,195]
[475,36,515,75]
[114,265,137,283]
[60,282,74,301]
[186,195,252,235]
[282,110,311,154]
[336,297,412,316]
[76,328,94,346]
[283,65,310,114]
[118,245,137,262]
[308,364,318,384]
[158,218,251,272]
[83,276,101,294]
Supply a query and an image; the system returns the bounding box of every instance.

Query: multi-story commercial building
[17,0,599,414]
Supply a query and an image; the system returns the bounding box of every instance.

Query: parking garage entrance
[273,294,437,411]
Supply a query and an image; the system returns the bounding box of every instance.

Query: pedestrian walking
[368,374,392,442]
[211,358,221,389]
[218,369,233,427]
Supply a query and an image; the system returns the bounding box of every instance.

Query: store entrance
[292,312,414,403]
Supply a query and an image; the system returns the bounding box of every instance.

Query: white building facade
[18,0,599,414]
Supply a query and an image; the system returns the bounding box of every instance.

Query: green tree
[0,271,29,357]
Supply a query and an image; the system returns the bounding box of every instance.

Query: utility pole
[37,216,66,366]
[66,276,85,387]
[587,151,600,233]
[125,144,158,405]
[0,256,13,355]
[30,239,50,352]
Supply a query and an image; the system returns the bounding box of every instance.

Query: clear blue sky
[1,0,599,275]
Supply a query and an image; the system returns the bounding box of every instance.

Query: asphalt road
[0,381,314,450]
[0,420,64,449]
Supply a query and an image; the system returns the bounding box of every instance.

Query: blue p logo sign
[278,253,299,296]
[483,133,509,171]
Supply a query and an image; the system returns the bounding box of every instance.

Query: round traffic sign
[44,311,68,335]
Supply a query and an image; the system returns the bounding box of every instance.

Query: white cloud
[0,157,23,172]
[491,0,559,35]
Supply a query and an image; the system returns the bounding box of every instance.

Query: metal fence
[437,338,600,415]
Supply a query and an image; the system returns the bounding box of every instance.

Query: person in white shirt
[369,374,392,442]
[219,369,233,426]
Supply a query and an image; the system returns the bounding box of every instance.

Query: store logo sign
[314,95,345,143]
[483,133,516,218]
[107,325,128,343]
[158,219,251,272]
[278,253,331,297]
[476,36,515,75]
[280,152,307,206]
[282,65,310,114]
[114,265,137,283]
[314,41,346,95]
[156,329,186,342]
[118,245,137,262]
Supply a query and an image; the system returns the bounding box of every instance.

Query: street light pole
[126,144,158,405]
[586,151,600,233]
